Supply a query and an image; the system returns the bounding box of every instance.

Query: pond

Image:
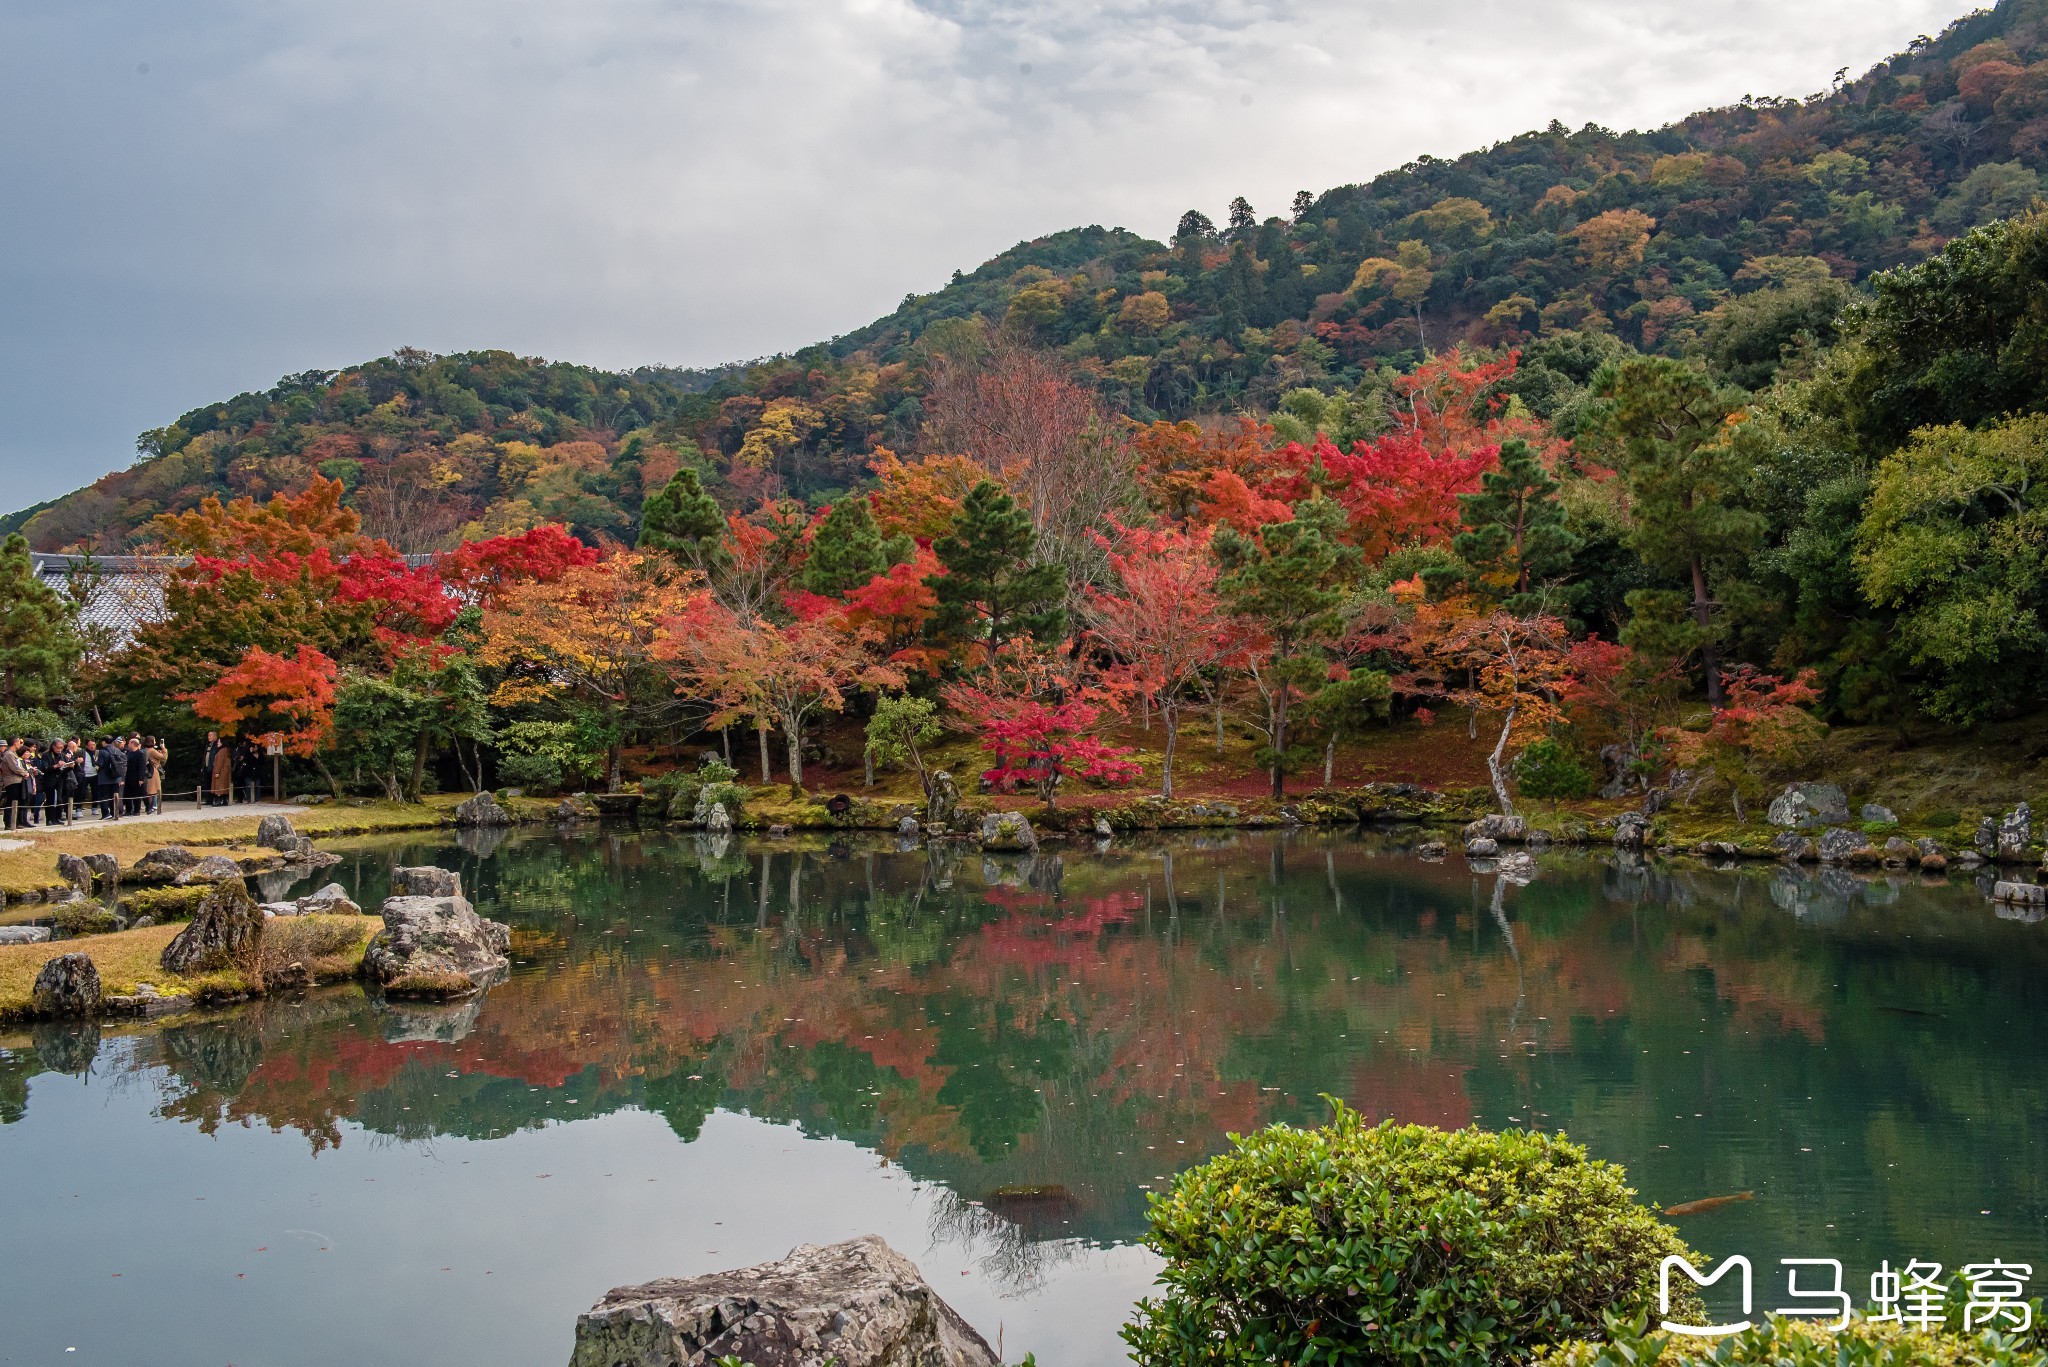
[2,827,2045,1365]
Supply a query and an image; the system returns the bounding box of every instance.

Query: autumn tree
[1403,612,1576,816]
[479,552,696,790]
[1214,494,1356,799]
[1661,665,1824,818]
[945,685,1141,811]
[926,481,1065,661]
[1082,521,1244,799]
[188,645,340,793]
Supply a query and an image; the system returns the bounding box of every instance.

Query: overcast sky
[0,0,1967,509]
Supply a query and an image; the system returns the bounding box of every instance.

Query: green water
[1,827,2044,1365]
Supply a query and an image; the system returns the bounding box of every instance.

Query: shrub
[1863,819,1900,837]
[1516,738,1597,803]
[117,885,210,922]
[1924,809,1961,829]
[1124,1107,1699,1366]
[647,755,749,824]
[0,706,66,741]
[1538,1310,2045,1365]
[496,751,564,795]
[50,901,119,937]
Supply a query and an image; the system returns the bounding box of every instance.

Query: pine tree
[925,480,1065,656]
[637,467,727,574]
[1425,438,1581,614]
[1291,190,1315,220]
[802,497,886,597]
[0,534,80,710]
[1215,494,1355,798]
[1228,196,1256,236]
[1587,359,1762,704]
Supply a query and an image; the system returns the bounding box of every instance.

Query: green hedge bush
[1124,1106,1699,1365]
[1538,1311,2047,1365]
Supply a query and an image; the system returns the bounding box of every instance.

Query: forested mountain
[13,0,2048,551]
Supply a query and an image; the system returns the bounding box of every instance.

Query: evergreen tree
[1587,359,1760,704]
[1308,670,1391,785]
[925,481,1065,656]
[1228,196,1256,236]
[1175,209,1216,241]
[1424,438,1581,614]
[0,534,79,710]
[1291,190,1315,220]
[1215,494,1355,798]
[802,497,887,597]
[637,467,727,575]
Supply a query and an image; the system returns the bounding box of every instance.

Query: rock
[1092,816,1113,839]
[926,771,961,827]
[174,855,247,886]
[295,883,362,916]
[556,794,601,822]
[1993,881,2048,906]
[103,983,193,1018]
[703,803,733,835]
[1861,803,1897,825]
[1464,814,1528,843]
[454,791,514,828]
[895,815,920,838]
[1766,783,1851,829]
[56,853,91,894]
[1496,851,1538,883]
[1977,817,2000,858]
[1613,813,1649,850]
[392,866,461,898]
[0,925,53,944]
[256,814,299,850]
[1695,840,1740,858]
[1882,836,1916,867]
[569,1234,997,1367]
[259,902,299,918]
[1920,853,1950,873]
[1773,832,1816,862]
[160,880,265,974]
[978,811,1037,852]
[32,953,101,1018]
[1817,827,1876,864]
[1464,836,1500,857]
[2000,802,2033,861]
[130,847,201,883]
[82,853,120,888]
[767,824,793,837]
[1417,839,1448,860]
[363,894,510,998]
[1526,829,1553,850]
[1916,837,1946,860]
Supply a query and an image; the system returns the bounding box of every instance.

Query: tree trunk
[407,730,430,803]
[785,719,804,790]
[1487,706,1518,817]
[758,724,771,783]
[1160,699,1178,800]
[1271,688,1288,800]
[1691,557,1722,705]
[1213,694,1225,755]
[863,749,874,788]
[607,739,623,793]
[1324,735,1335,787]
[313,755,343,800]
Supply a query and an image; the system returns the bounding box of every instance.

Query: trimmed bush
[496,751,564,796]
[117,885,211,923]
[1124,1107,1699,1366]
[1516,738,1597,803]
[1538,1311,2045,1365]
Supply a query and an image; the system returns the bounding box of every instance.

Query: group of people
[200,732,266,808]
[0,734,167,829]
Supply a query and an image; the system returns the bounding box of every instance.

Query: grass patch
[115,884,212,922]
[0,915,375,1022]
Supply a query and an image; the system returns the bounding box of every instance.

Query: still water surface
[2,827,2045,1365]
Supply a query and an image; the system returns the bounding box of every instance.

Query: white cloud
[0,0,1967,505]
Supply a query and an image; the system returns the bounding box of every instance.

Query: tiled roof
[32,553,178,645]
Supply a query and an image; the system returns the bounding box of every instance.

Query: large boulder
[978,811,1037,852]
[32,954,101,1018]
[0,926,52,944]
[1993,881,2047,907]
[256,814,299,851]
[2000,802,2033,861]
[1463,814,1528,843]
[56,853,91,895]
[570,1235,997,1367]
[160,880,265,974]
[294,883,362,916]
[82,852,121,889]
[454,791,514,828]
[130,847,201,883]
[702,802,733,835]
[926,771,961,828]
[175,855,247,886]
[556,794,601,823]
[1817,826,1877,864]
[362,894,510,998]
[1861,803,1898,825]
[1613,813,1649,850]
[1766,783,1850,829]
[1464,836,1500,858]
[392,866,461,898]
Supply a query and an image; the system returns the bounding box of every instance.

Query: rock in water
[895,815,919,838]
[1817,827,1877,864]
[1464,814,1528,843]
[570,1235,997,1367]
[1093,815,1114,838]
[1977,816,2000,858]
[556,794,601,822]
[926,771,960,828]
[1464,836,1500,858]
[2000,802,2033,861]
[160,880,265,974]
[1994,881,2048,906]
[174,854,247,886]
[454,791,514,827]
[32,954,101,1018]
[363,894,510,998]
[56,853,91,895]
[83,853,120,889]
[978,811,1037,852]
[391,865,461,898]
[294,883,362,916]
[1765,783,1850,829]
[1613,813,1649,849]
[129,847,201,883]
[703,802,732,835]
[1496,851,1538,883]
[256,814,299,850]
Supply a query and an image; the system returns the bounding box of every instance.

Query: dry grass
[0,914,374,1022]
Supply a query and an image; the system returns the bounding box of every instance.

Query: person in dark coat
[97,737,126,820]
[122,735,147,816]
[40,743,71,826]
